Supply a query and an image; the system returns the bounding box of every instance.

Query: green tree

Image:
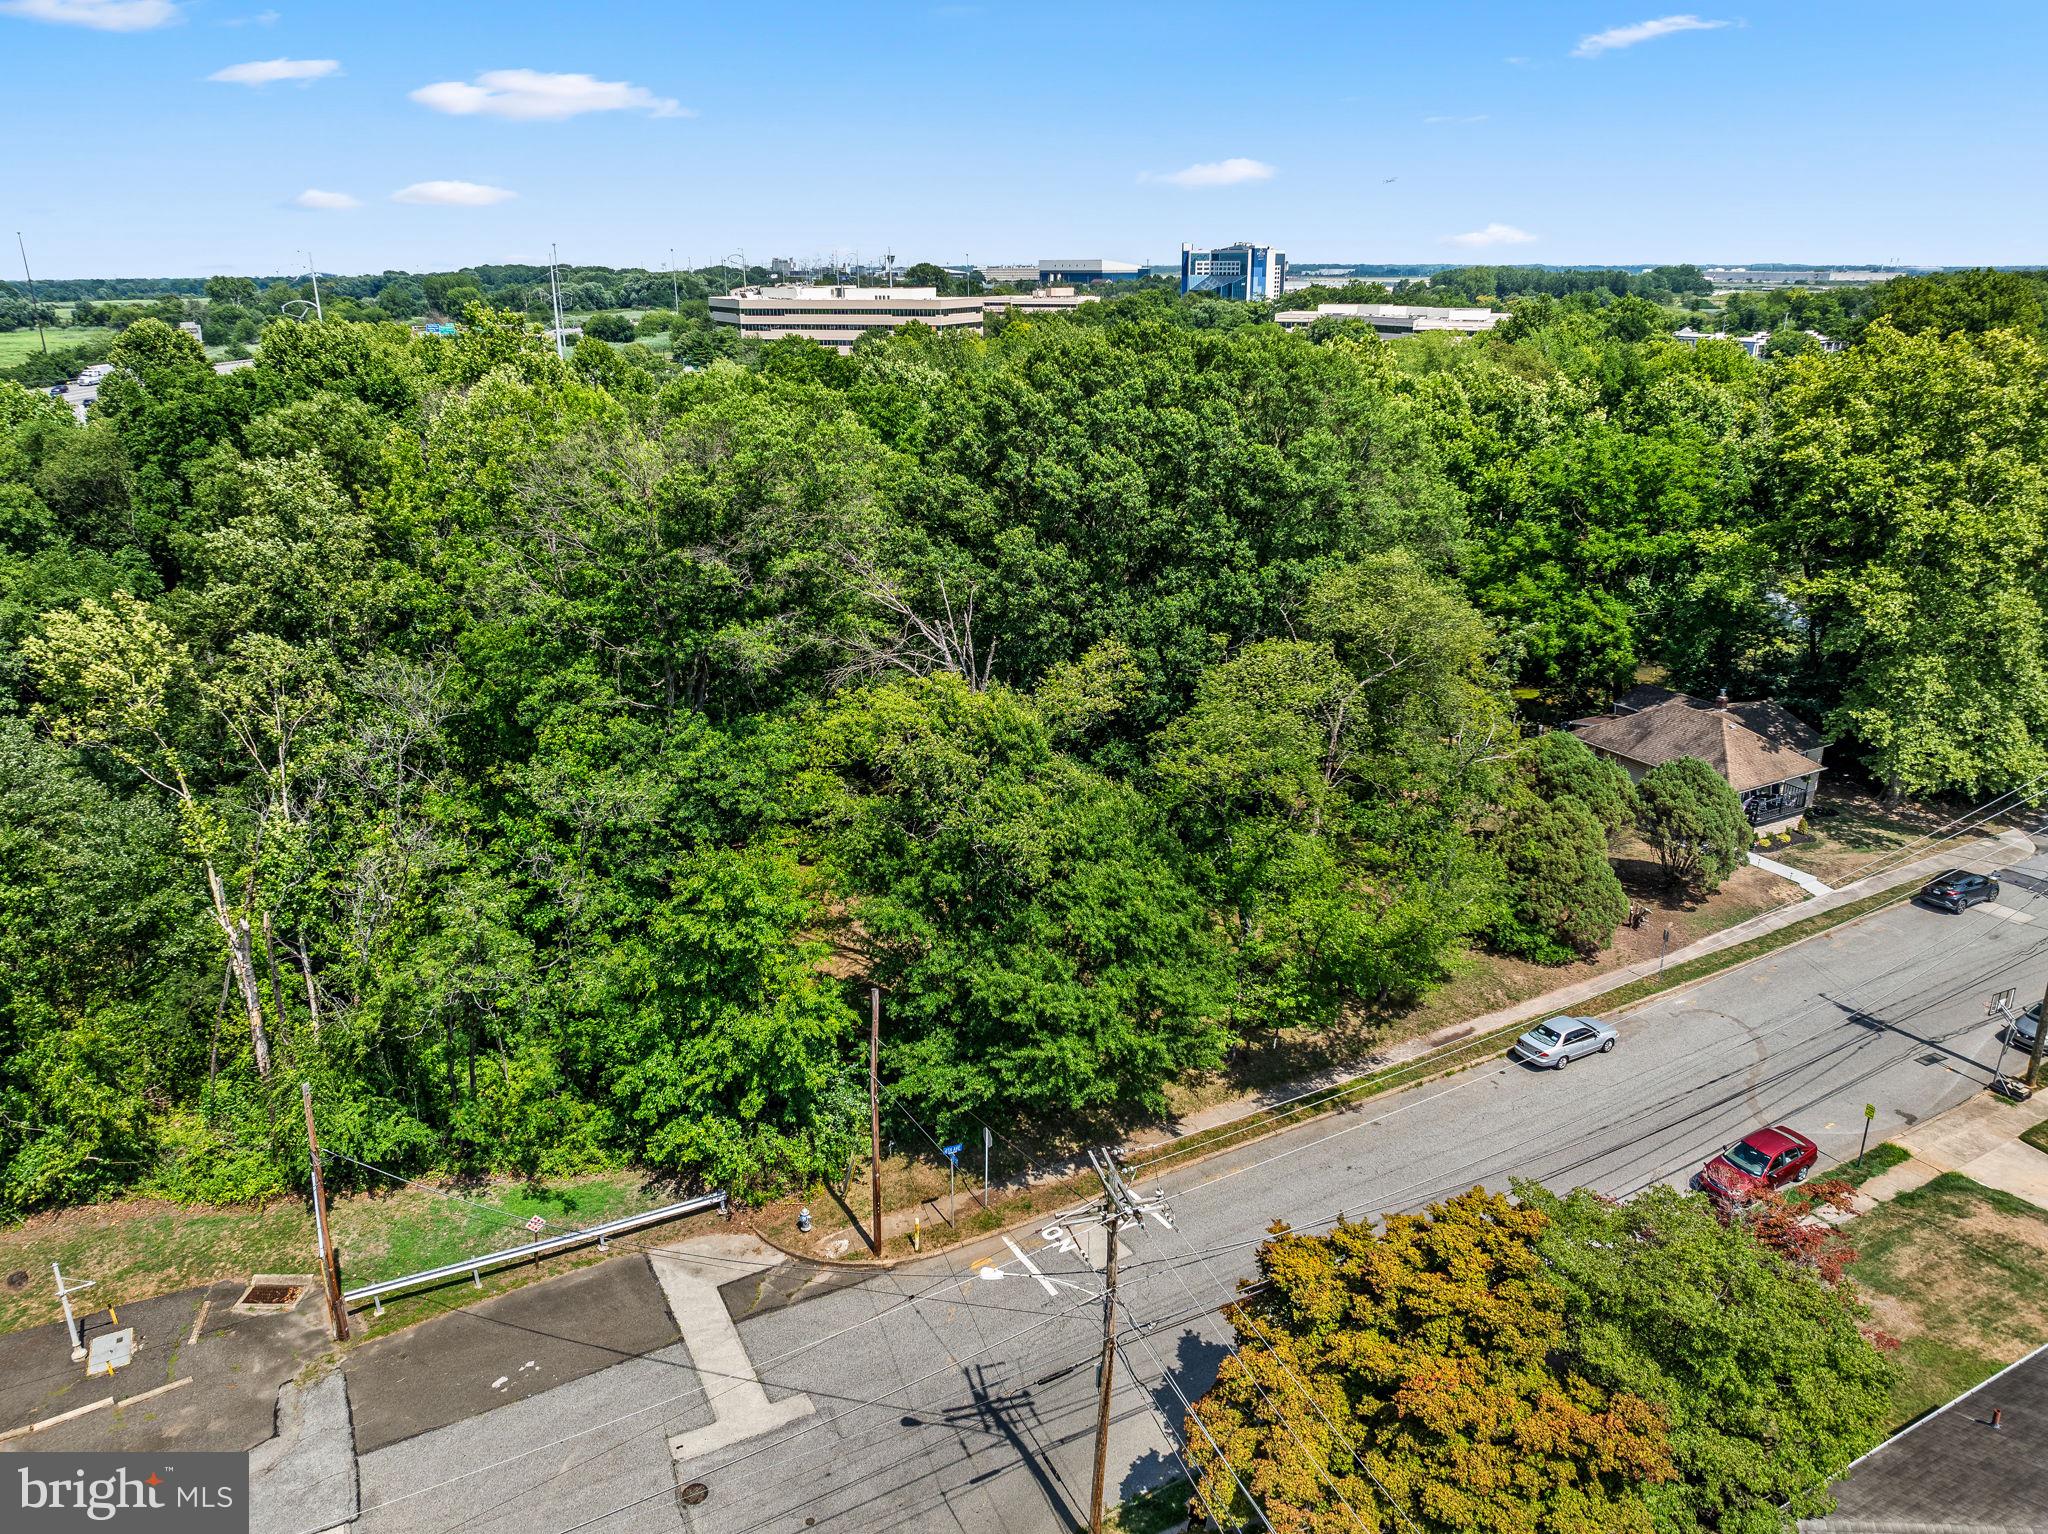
[1522,730,1637,840]
[1186,1188,1674,1533]
[1635,756,1751,892]
[1771,323,2048,796]
[801,675,1229,1120]
[1519,1183,1896,1533]
[1492,795,1628,961]
[581,311,636,343]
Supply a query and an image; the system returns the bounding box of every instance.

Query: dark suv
[1917,870,1999,913]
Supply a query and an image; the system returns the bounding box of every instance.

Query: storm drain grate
[239,1283,304,1307]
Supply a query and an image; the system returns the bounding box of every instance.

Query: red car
[1697,1126,1818,1207]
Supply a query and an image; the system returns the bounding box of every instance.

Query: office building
[1180,242,1286,301]
[708,284,984,352]
[1672,326,1770,358]
[1274,302,1502,337]
[982,260,1144,286]
[981,287,1101,316]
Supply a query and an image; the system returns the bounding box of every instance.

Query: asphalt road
[350,849,2048,1534]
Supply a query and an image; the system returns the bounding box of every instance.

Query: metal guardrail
[342,1191,728,1313]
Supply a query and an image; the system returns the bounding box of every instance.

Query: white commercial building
[708,285,984,352]
[981,286,1101,316]
[1673,326,1771,357]
[1275,302,1503,337]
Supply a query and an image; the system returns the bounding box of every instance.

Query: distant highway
[54,355,254,423]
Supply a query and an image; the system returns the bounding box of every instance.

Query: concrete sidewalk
[1852,1086,2048,1212]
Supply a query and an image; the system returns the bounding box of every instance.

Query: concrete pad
[0,1277,330,1454]
[1892,1090,2048,1172]
[1853,1158,1941,1205]
[1748,852,1832,898]
[249,1372,358,1534]
[1954,1141,2048,1209]
[1971,901,2036,924]
[344,1251,681,1454]
[647,1235,814,1465]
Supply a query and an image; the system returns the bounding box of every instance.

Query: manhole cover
[240,1283,304,1307]
[678,1482,709,1507]
[4,1269,26,1290]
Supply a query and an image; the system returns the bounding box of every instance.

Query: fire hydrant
[797,1207,812,1234]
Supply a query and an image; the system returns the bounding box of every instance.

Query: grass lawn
[1108,1478,1197,1533]
[0,1170,704,1338]
[1846,1172,2048,1427]
[0,327,114,367]
[2021,1118,2048,1156]
[1774,787,1994,886]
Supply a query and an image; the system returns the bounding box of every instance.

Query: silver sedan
[1512,1014,1617,1069]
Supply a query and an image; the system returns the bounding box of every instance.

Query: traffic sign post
[942,1143,964,1227]
[983,1125,992,1210]
[1860,1103,1875,1162]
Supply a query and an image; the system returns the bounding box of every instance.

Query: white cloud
[1445,222,1537,248]
[1423,113,1489,125]
[208,56,337,85]
[219,7,278,23]
[0,0,179,29]
[391,180,516,207]
[1573,14,1727,57]
[409,68,687,121]
[1143,156,1276,189]
[294,188,359,210]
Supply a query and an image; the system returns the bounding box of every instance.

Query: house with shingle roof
[1569,686,1826,835]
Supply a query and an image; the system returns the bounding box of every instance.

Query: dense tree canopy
[0,269,2043,1213]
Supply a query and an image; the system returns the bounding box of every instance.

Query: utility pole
[16,233,48,353]
[869,984,884,1257]
[302,1083,348,1342]
[2029,973,2048,1088]
[670,247,680,312]
[1089,1208,1122,1534]
[548,245,566,361]
[1082,1148,1174,1534]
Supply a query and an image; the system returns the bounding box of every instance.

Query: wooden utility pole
[301,1083,348,1342]
[1088,1211,1123,1534]
[869,984,884,1257]
[2029,975,2048,1088]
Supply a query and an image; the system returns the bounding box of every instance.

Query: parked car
[1697,1126,1818,1206]
[1511,1015,1616,1069]
[1917,870,1999,912]
[2008,1004,2040,1051]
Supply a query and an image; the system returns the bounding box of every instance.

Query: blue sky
[4,0,2043,278]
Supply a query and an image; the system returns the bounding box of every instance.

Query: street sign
[525,1215,547,1234]
[941,1142,963,1162]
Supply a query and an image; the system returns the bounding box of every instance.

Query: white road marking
[1000,1234,1058,1297]
[1974,903,2035,924]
